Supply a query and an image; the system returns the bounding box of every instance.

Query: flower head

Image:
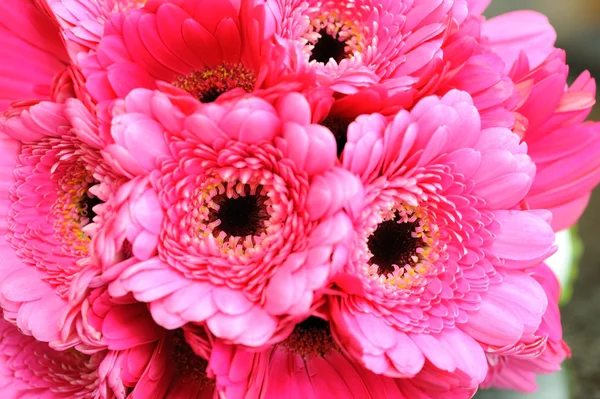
[506,49,600,231]
[81,0,307,107]
[210,315,477,399]
[99,89,360,347]
[0,318,116,398]
[329,90,555,386]
[269,0,467,94]
[0,99,114,344]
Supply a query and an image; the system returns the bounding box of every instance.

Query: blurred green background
[475,2,600,398]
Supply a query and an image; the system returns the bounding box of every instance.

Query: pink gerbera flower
[210,315,477,399]
[81,0,306,107]
[0,0,72,110]
[328,90,555,387]
[97,89,360,347]
[0,99,115,344]
[313,12,520,158]
[0,317,118,398]
[268,0,468,94]
[482,263,570,392]
[506,50,600,231]
[64,277,220,398]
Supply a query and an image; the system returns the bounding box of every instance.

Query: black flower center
[321,116,351,158]
[281,317,336,358]
[368,216,419,276]
[310,29,347,64]
[211,192,269,238]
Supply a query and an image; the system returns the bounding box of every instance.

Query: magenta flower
[329,90,555,386]
[210,315,478,399]
[0,99,113,344]
[98,89,360,347]
[482,263,569,392]
[81,0,306,106]
[507,51,600,231]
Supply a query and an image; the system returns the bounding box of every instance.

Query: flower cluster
[0,0,597,397]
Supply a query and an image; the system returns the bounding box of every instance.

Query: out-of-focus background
[475,1,600,399]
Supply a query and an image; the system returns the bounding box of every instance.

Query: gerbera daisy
[329,90,555,387]
[81,0,308,107]
[504,49,600,231]
[0,99,115,344]
[268,0,467,94]
[0,317,118,398]
[210,314,477,399]
[96,89,360,347]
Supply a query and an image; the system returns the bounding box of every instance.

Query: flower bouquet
[0,0,597,397]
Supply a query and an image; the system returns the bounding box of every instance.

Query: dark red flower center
[174,63,255,103]
[281,317,336,358]
[170,330,212,386]
[368,215,419,276]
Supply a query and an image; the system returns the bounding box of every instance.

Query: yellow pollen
[173,63,256,103]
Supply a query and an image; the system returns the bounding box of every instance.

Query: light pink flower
[81,0,306,106]
[0,317,118,398]
[0,99,115,344]
[268,0,468,95]
[210,316,477,399]
[0,0,71,111]
[98,89,360,347]
[329,90,555,387]
[482,264,569,392]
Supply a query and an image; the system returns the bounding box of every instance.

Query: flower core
[53,160,98,256]
[281,317,336,357]
[191,177,274,255]
[173,63,256,103]
[365,204,442,289]
[305,9,364,64]
[170,330,212,386]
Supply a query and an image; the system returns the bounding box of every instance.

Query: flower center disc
[281,317,336,358]
[174,63,256,103]
[310,29,347,63]
[210,192,269,238]
[368,216,419,276]
[170,330,212,386]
